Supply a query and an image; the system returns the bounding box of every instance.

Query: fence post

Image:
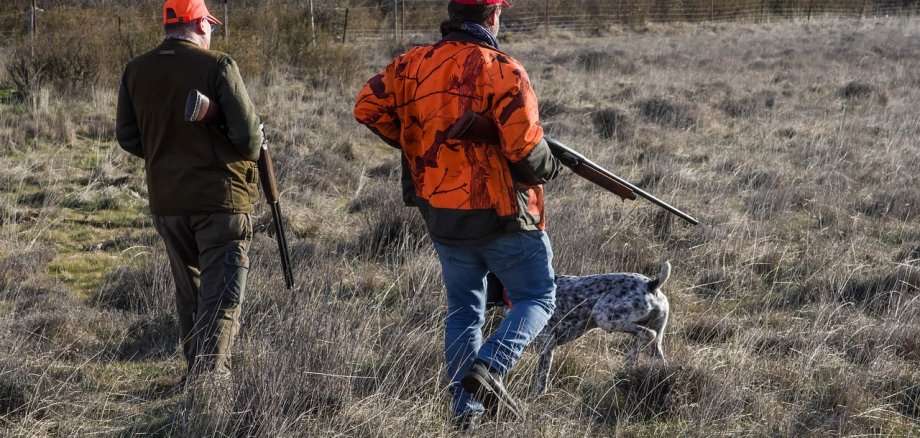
[222,0,228,39]
[30,0,36,58]
[544,0,549,36]
[710,0,714,21]
[309,0,316,46]
[807,0,812,21]
[393,0,398,41]
[342,8,348,43]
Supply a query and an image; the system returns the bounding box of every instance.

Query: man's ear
[194,17,208,35]
[487,9,497,26]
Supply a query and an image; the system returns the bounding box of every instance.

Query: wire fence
[301,0,920,43]
[1,0,918,45]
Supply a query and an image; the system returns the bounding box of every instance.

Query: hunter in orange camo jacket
[354,36,560,245]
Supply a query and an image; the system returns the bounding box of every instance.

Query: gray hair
[164,21,198,38]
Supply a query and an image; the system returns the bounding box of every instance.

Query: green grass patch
[48,252,121,298]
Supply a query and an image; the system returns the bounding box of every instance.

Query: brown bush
[636,96,699,130]
[0,370,32,418]
[682,316,740,344]
[839,265,920,313]
[94,258,174,314]
[838,80,889,105]
[591,106,633,141]
[587,362,713,423]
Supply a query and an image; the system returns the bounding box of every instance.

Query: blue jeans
[432,230,556,416]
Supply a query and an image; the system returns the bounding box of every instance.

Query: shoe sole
[461,371,523,420]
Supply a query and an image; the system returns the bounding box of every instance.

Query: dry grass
[1,13,920,437]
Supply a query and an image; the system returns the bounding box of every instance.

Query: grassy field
[1,15,920,437]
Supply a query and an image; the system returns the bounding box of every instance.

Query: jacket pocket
[246,163,260,204]
[220,250,250,305]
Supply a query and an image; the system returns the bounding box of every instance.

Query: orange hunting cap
[163,0,222,26]
[451,0,512,7]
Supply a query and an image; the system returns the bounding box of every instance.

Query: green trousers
[152,213,252,374]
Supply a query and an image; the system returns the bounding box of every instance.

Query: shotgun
[185,89,296,289]
[446,111,699,226]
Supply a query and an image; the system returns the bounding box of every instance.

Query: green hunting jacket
[116,38,262,216]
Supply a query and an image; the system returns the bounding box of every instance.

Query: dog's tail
[647,260,671,292]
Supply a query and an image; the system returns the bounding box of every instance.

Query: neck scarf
[458,22,499,49]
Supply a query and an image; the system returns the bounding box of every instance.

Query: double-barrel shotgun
[185,90,296,289]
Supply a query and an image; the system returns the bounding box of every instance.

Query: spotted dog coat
[530,261,671,396]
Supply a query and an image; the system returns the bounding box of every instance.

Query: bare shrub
[884,375,920,420]
[719,91,776,118]
[692,269,733,298]
[827,322,888,366]
[744,186,812,220]
[751,332,807,357]
[575,49,635,74]
[860,186,920,221]
[115,313,180,361]
[838,80,889,105]
[0,244,56,292]
[839,265,920,313]
[539,99,569,120]
[682,316,739,344]
[791,368,872,436]
[0,370,32,419]
[283,144,362,193]
[636,97,699,130]
[591,107,633,141]
[588,362,711,423]
[889,324,920,362]
[351,209,428,261]
[94,256,173,314]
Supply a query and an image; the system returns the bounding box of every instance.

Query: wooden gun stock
[446,111,699,226]
[258,145,281,204]
[184,89,296,288]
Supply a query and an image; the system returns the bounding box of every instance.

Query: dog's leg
[624,324,657,362]
[595,316,657,362]
[531,334,556,397]
[646,304,669,360]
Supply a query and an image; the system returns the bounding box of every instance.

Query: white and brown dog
[487,261,671,396]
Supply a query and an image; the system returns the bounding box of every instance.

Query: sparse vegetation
[0,3,919,436]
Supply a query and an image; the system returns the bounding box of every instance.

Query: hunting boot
[460,360,523,420]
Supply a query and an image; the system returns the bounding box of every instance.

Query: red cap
[163,0,222,26]
[451,0,512,7]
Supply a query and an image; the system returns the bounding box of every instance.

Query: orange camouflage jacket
[354,33,560,245]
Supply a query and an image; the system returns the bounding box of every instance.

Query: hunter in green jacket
[115,0,261,380]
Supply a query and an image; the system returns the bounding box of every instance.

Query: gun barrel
[259,145,295,289]
[271,202,295,289]
[447,110,699,226]
[546,137,699,225]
